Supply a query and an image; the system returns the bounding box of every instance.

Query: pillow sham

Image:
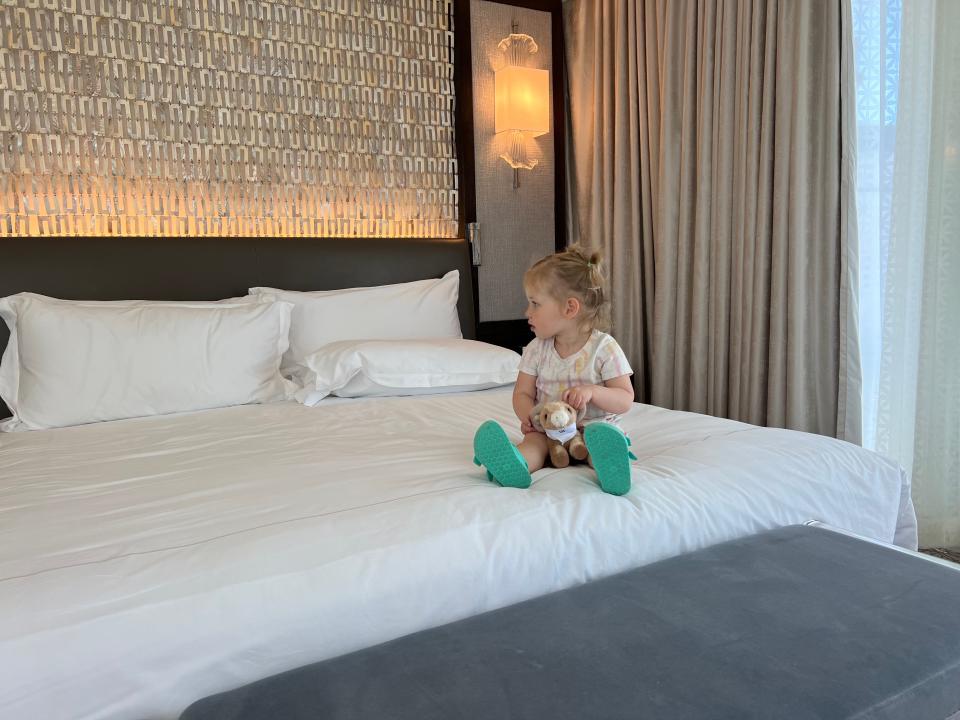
[294,338,520,406]
[0,293,295,431]
[249,270,462,374]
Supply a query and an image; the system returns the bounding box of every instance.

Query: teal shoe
[584,423,636,496]
[473,421,532,489]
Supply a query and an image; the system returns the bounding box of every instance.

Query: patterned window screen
[0,0,458,238]
[851,0,901,448]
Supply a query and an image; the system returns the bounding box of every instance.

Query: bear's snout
[548,410,571,428]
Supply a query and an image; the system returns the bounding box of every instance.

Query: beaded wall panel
[0,0,458,237]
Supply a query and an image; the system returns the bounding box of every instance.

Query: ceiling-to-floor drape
[564,0,862,442]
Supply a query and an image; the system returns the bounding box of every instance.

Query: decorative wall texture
[0,0,459,237]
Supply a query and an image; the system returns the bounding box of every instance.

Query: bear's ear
[573,403,587,423]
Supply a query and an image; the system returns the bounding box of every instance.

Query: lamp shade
[494,66,550,137]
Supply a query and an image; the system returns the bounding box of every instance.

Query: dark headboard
[0,237,476,420]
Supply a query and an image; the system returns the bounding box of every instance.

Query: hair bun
[564,242,602,269]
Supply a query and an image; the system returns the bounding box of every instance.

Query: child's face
[524,284,576,339]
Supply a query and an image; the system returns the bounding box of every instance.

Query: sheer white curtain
[854,0,960,548]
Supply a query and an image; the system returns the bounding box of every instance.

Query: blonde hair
[524,243,610,332]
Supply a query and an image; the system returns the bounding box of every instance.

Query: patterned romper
[518,330,633,428]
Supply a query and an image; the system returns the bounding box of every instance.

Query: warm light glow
[0,177,458,238]
[495,66,550,137]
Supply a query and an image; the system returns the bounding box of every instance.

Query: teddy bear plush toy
[536,400,589,468]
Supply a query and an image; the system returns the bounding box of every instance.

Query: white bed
[0,387,916,720]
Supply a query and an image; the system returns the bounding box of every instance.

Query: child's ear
[564,297,581,318]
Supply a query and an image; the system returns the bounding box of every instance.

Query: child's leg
[516,431,549,473]
[473,421,535,488]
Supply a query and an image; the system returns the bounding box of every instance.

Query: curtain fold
[564,0,653,395]
[564,0,862,441]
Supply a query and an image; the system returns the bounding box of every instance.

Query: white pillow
[249,270,462,374]
[294,338,520,405]
[0,293,295,431]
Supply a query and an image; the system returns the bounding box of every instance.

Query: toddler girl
[473,244,636,495]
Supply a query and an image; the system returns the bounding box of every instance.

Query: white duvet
[0,389,916,720]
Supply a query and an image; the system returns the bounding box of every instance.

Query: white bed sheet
[0,389,916,720]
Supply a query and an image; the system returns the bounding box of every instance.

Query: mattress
[0,389,917,720]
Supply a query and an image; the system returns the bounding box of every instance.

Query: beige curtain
[564,0,862,441]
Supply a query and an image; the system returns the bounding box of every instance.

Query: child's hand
[520,417,537,434]
[562,385,595,411]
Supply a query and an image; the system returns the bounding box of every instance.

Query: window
[852,0,901,449]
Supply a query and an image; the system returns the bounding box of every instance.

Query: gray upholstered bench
[180,525,960,720]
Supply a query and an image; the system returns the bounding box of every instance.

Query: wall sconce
[495,24,550,188]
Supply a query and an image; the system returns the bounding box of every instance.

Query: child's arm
[562,375,634,415]
[513,372,538,432]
